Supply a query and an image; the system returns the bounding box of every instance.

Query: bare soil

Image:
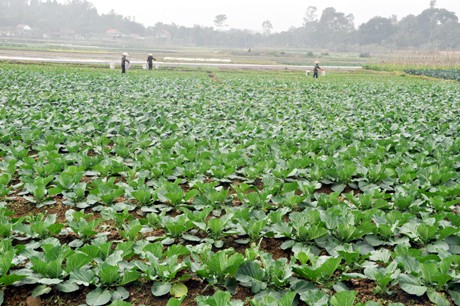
[3,191,438,306]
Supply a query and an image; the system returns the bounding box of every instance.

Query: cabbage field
[404,69,460,82]
[1,64,460,306]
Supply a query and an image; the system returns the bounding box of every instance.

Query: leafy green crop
[1,63,460,304]
[405,69,460,81]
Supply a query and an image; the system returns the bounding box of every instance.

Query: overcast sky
[76,0,460,32]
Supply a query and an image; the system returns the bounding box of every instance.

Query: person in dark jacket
[121,52,130,74]
[313,61,322,78]
[146,53,156,70]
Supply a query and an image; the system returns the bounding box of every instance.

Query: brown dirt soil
[346,279,434,305]
[1,183,444,306]
[260,238,292,260]
[4,280,438,305]
[3,282,254,306]
[9,198,70,223]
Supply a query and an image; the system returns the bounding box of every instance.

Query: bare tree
[262,20,273,35]
[214,14,228,31]
[303,6,318,25]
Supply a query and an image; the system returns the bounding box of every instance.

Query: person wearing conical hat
[121,52,130,74]
[146,53,157,71]
[313,61,322,78]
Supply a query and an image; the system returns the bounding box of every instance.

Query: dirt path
[0,52,362,71]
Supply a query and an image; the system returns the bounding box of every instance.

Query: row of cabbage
[404,69,460,81]
[1,64,460,305]
[1,201,460,306]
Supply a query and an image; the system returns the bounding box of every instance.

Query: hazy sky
[77,0,460,32]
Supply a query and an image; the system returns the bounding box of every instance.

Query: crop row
[404,69,460,81]
[1,199,460,306]
[1,64,460,305]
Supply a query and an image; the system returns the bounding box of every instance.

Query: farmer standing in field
[146,53,156,71]
[313,61,322,78]
[121,52,130,75]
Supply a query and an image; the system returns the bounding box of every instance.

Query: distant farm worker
[146,53,157,70]
[313,61,322,78]
[121,52,130,74]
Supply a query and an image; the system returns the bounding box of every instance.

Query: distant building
[106,29,121,38]
[59,29,81,40]
[16,24,32,36]
[155,29,171,41]
[129,34,145,40]
[16,24,32,31]
[0,26,14,37]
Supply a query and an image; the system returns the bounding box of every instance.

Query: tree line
[0,0,144,37]
[1,0,459,50]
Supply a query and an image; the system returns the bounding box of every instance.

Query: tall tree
[391,5,458,48]
[303,6,318,24]
[0,0,28,25]
[358,17,396,45]
[214,14,228,31]
[419,7,458,44]
[262,20,273,36]
[316,7,355,47]
[300,6,319,46]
